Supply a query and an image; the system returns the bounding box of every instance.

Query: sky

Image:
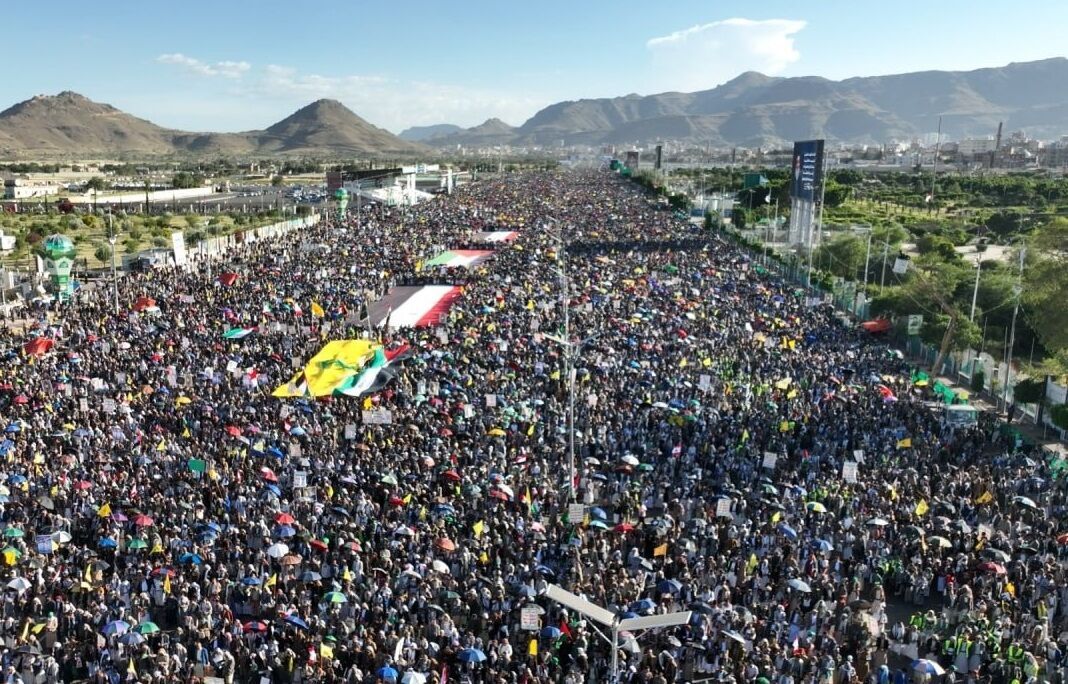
[6,0,1067,134]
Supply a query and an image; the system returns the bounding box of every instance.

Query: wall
[69,187,216,205]
[192,213,321,259]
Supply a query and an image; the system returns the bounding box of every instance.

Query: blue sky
[7,0,1067,133]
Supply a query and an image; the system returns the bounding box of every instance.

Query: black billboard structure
[624,150,640,171]
[654,145,663,170]
[787,140,825,250]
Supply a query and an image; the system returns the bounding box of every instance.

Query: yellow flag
[127,658,137,677]
[310,301,325,318]
[402,493,412,505]
[679,358,688,368]
[771,511,782,523]
[266,573,277,588]
[31,622,45,635]
[976,491,993,505]
[97,503,111,518]
[325,484,334,500]
[528,638,538,656]
[20,620,28,641]
[653,543,668,557]
[896,438,912,449]
[84,563,93,583]
[473,520,485,538]
[479,551,489,564]
[914,500,929,516]
[419,506,427,521]
[746,553,758,574]
[181,426,191,438]
[163,574,171,594]
[320,644,334,660]
[156,439,166,452]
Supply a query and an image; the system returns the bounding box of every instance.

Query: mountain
[0,93,426,158]
[422,58,1068,148]
[431,118,519,148]
[399,123,463,142]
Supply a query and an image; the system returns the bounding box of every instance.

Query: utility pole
[107,213,118,314]
[880,241,890,292]
[1002,247,1026,413]
[969,252,983,322]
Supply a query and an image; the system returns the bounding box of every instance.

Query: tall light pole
[969,251,983,323]
[107,213,118,314]
[1002,246,1025,413]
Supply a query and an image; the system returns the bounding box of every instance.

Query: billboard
[790,140,825,202]
[624,150,640,170]
[654,145,663,170]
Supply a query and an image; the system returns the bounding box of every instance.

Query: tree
[814,234,867,281]
[85,176,110,192]
[94,244,112,263]
[271,175,285,187]
[184,214,201,229]
[171,172,204,189]
[1022,217,1068,365]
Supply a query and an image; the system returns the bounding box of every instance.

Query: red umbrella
[388,495,405,507]
[219,272,239,287]
[13,395,29,405]
[22,338,54,357]
[261,468,278,482]
[489,490,509,502]
[134,515,154,527]
[309,539,329,552]
[242,621,268,633]
[151,567,174,577]
[435,538,456,552]
[274,513,295,525]
[1057,533,1068,545]
[132,296,157,312]
[226,426,243,437]
[978,561,1006,575]
[442,470,461,482]
[73,480,93,491]
[345,540,362,552]
[614,522,635,533]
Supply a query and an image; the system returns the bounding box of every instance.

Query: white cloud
[157,53,251,79]
[646,18,806,92]
[252,65,545,131]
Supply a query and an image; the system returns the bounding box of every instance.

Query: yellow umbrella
[487,428,506,437]
[175,396,192,406]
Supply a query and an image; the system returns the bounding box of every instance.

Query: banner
[789,140,825,202]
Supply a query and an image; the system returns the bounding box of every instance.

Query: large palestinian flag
[425,250,494,268]
[370,285,462,329]
[473,231,518,243]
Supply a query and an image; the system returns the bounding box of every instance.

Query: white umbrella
[431,560,450,574]
[787,578,812,593]
[866,517,890,526]
[267,543,289,559]
[495,484,515,499]
[51,530,72,544]
[621,454,640,466]
[6,577,30,592]
[401,673,427,684]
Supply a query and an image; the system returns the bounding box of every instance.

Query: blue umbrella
[263,484,282,498]
[592,473,608,481]
[290,426,306,437]
[178,552,203,565]
[4,424,20,434]
[376,665,399,680]
[534,565,555,577]
[619,611,639,619]
[512,584,536,598]
[540,626,562,639]
[241,577,261,586]
[284,615,309,630]
[298,571,322,582]
[268,447,285,459]
[457,648,487,664]
[777,523,798,540]
[200,522,223,533]
[630,598,656,613]
[102,620,130,636]
[119,632,145,645]
[787,578,812,593]
[657,579,683,594]
[590,507,607,519]
[812,539,834,552]
[274,525,296,538]
[98,537,118,549]
[7,474,26,485]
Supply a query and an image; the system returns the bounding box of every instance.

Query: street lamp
[544,584,691,683]
[106,212,118,314]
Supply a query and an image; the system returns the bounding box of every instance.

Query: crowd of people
[0,170,1065,684]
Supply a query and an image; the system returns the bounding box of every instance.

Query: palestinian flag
[223,327,256,340]
[338,344,412,397]
[369,286,462,330]
[474,231,518,243]
[425,250,494,268]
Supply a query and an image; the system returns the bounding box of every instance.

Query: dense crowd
[0,171,1065,684]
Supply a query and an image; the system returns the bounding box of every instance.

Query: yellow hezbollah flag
[528,639,538,656]
[266,573,277,588]
[473,520,485,538]
[97,503,112,518]
[896,438,912,449]
[273,340,379,397]
[653,543,668,557]
[975,491,993,504]
[914,500,929,516]
[163,574,171,594]
[310,301,325,318]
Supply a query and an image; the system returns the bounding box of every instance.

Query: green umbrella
[637,463,654,472]
[380,474,398,486]
[127,539,148,550]
[134,621,160,634]
[2,546,22,558]
[3,528,24,538]
[589,520,610,530]
[323,591,348,604]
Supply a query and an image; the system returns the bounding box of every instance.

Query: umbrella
[981,548,1011,563]
[590,506,607,519]
[620,454,640,466]
[589,519,610,530]
[267,543,289,559]
[377,666,399,681]
[721,629,746,644]
[380,474,399,486]
[273,525,296,538]
[102,620,131,636]
[457,649,487,664]
[274,512,295,525]
[6,577,30,592]
[657,579,683,594]
[787,579,811,592]
[541,626,562,639]
[133,621,159,635]
[1014,496,1038,509]
[401,673,427,684]
[866,517,890,526]
[928,536,952,548]
[284,615,309,630]
[133,514,154,527]
[241,577,262,586]
[614,522,635,533]
[98,537,118,549]
[630,598,656,613]
[977,561,1007,575]
[435,538,456,552]
[243,621,268,633]
[127,539,148,550]
[805,502,827,514]
[689,601,715,615]
[298,571,322,582]
[119,632,145,646]
[431,560,450,574]
[323,591,348,604]
[178,552,203,565]
[777,524,798,540]
[2,527,23,538]
[911,660,945,676]
[811,539,834,552]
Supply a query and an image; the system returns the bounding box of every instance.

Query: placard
[289,441,302,458]
[292,471,308,489]
[102,398,116,415]
[567,503,585,524]
[853,449,865,463]
[79,398,89,413]
[699,374,711,392]
[115,372,126,386]
[761,452,777,469]
[485,394,497,408]
[716,498,733,518]
[842,461,858,484]
[291,356,302,369]
[520,605,541,631]
[343,424,357,440]
[362,409,393,425]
